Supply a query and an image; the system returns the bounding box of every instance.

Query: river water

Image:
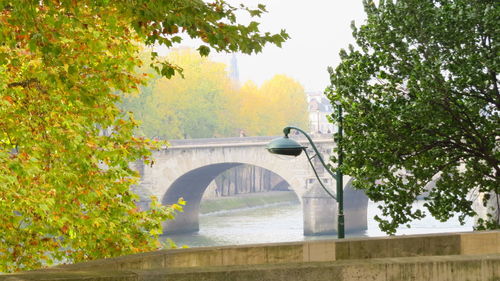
[165,200,473,248]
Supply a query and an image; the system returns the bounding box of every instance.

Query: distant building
[229,54,239,83]
[306,92,335,134]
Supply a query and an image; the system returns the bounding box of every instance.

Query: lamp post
[266,125,345,239]
[336,103,344,239]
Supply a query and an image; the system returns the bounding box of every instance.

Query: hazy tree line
[120,49,309,139]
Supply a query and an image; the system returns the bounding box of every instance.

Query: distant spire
[229,54,240,83]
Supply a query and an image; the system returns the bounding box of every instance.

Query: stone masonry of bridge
[130,136,368,235]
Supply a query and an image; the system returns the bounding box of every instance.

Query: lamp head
[266,136,305,157]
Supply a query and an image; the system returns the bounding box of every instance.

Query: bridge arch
[161,162,296,234]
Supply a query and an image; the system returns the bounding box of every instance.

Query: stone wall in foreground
[2,231,499,281]
[3,254,499,281]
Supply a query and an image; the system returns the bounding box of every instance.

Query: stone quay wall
[2,231,499,281]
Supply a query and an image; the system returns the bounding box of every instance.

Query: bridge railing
[166,134,334,148]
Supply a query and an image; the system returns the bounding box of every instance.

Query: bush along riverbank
[199,190,299,215]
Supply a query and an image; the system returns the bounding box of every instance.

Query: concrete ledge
[461,231,500,255]
[335,232,462,260]
[52,231,499,272]
[0,270,137,281]
[3,254,499,281]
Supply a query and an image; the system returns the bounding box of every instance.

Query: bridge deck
[166,135,334,149]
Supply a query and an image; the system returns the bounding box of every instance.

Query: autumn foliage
[121,49,309,139]
[0,0,288,272]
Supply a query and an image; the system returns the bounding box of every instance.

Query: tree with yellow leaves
[123,55,309,139]
[0,0,287,272]
[123,49,239,139]
[237,75,309,136]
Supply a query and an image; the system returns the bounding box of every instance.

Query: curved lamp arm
[284,126,337,179]
[284,126,337,200]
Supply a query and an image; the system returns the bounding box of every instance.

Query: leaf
[197,45,210,56]
[2,95,14,104]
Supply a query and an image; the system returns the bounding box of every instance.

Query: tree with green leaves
[0,0,288,272]
[327,0,499,234]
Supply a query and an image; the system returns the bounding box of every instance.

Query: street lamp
[267,125,344,239]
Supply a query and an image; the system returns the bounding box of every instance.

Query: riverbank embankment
[8,231,499,281]
[199,190,299,215]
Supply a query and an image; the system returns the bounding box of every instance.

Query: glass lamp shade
[266,137,305,157]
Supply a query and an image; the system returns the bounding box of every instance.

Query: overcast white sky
[159,1,367,93]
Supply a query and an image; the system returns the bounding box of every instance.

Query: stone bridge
[131,135,368,234]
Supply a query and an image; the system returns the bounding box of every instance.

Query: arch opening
[203,164,295,199]
[161,163,298,234]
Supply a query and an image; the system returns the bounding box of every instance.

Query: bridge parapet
[168,134,333,146]
[165,135,334,151]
